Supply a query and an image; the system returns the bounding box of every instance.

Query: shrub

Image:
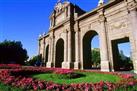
[27,55,42,66]
[0,64,21,69]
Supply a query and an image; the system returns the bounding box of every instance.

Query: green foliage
[115,85,137,91]
[91,48,100,67]
[0,82,23,91]
[27,55,42,66]
[32,71,121,84]
[119,50,133,70]
[0,40,28,64]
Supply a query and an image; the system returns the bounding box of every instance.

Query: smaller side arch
[45,45,49,65]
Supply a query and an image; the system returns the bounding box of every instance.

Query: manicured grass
[32,71,121,84]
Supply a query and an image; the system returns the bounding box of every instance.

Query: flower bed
[0,66,137,91]
[0,64,21,69]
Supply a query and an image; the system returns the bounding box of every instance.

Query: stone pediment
[54,1,69,15]
[55,2,64,13]
[49,1,71,28]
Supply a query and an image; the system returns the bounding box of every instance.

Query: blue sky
[0,0,130,58]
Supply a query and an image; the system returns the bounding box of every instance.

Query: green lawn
[32,71,121,84]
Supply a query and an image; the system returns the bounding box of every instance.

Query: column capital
[42,39,45,44]
[50,31,55,38]
[74,27,80,32]
[63,29,68,33]
[97,9,106,23]
[98,15,106,23]
[74,21,80,32]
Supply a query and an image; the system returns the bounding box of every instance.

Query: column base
[133,59,137,74]
[74,62,81,69]
[62,62,74,69]
[111,69,115,72]
[101,61,110,72]
[46,62,54,68]
[134,70,137,74]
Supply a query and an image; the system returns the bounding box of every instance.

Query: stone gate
[39,0,137,73]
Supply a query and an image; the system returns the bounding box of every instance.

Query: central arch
[83,30,100,69]
[55,38,64,68]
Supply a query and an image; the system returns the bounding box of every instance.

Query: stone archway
[111,37,133,71]
[39,0,137,73]
[55,38,64,68]
[45,45,49,64]
[83,30,100,69]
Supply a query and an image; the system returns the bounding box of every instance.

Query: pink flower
[121,74,134,79]
[128,81,135,86]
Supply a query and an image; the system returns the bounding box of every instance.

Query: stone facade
[39,0,137,73]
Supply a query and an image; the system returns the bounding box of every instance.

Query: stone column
[98,9,110,72]
[63,27,74,69]
[129,36,136,72]
[46,37,52,68]
[42,39,46,66]
[68,30,72,61]
[51,34,55,67]
[41,39,45,65]
[127,0,137,73]
[44,45,48,65]
[46,32,54,68]
[74,22,81,69]
[38,39,41,55]
[62,30,68,68]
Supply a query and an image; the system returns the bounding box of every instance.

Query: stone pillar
[62,27,73,69]
[42,39,46,66]
[62,30,68,68]
[41,39,45,64]
[68,30,75,68]
[129,36,136,72]
[74,22,81,69]
[65,31,68,62]
[51,34,55,67]
[38,39,41,55]
[68,30,72,62]
[46,37,52,68]
[46,32,54,68]
[98,9,110,72]
[127,0,137,73]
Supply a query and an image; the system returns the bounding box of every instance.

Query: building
[39,0,137,73]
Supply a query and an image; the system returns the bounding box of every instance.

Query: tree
[91,48,101,68]
[27,55,42,66]
[0,40,28,64]
[119,50,133,70]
